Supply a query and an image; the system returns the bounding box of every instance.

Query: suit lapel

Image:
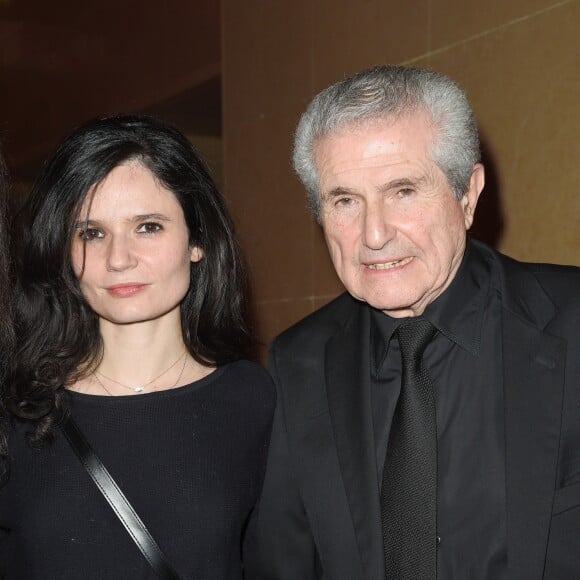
[320,244,566,580]
[325,301,386,580]
[501,268,566,579]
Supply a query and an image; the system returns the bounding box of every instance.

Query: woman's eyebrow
[74,219,98,228]
[75,213,172,227]
[131,213,172,222]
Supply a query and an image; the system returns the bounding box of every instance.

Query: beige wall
[187,134,224,190]
[222,0,580,358]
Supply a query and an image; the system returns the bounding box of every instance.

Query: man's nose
[362,201,395,250]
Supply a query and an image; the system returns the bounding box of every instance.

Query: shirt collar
[370,238,491,369]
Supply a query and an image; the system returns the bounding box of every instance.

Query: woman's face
[70,161,203,327]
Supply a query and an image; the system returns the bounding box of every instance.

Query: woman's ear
[190,245,204,263]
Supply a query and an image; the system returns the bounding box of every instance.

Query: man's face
[315,113,484,318]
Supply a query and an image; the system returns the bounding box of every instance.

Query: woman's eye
[78,228,104,241]
[137,222,162,234]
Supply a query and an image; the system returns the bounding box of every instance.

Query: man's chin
[357,294,424,319]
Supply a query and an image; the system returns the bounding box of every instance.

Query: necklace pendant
[134,386,144,393]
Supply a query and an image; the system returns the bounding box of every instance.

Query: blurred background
[1,0,579,359]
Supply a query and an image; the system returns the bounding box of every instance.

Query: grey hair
[293,65,481,219]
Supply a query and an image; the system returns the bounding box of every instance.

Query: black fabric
[0,360,275,580]
[381,319,438,580]
[257,240,580,580]
[371,241,507,579]
[60,415,181,580]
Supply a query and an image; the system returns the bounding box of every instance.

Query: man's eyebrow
[322,186,358,200]
[376,177,425,193]
[322,177,428,200]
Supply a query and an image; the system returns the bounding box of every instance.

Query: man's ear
[190,245,204,263]
[462,163,485,230]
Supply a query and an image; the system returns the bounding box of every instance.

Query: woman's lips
[105,283,146,298]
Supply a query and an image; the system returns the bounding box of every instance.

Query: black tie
[381,318,438,580]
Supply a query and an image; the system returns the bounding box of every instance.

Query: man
[256,66,580,579]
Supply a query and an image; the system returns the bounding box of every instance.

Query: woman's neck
[71,312,214,396]
[97,314,187,383]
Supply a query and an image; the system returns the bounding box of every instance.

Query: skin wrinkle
[315,113,484,318]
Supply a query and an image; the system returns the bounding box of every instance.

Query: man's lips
[105,283,147,297]
[365,256,414,270]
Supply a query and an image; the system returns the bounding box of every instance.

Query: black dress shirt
[371,240,508,579]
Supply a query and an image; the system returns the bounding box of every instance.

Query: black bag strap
[60,415,181,580]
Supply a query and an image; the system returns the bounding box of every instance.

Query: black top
[371,241,507,579]
[0,360,275,580]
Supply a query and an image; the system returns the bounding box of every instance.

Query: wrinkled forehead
[313,111,436,164]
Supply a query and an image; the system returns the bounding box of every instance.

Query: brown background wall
[221,0,580,358]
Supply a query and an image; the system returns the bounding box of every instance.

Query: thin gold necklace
[94,351,187,394]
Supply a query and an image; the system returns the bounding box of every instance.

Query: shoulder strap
[60,415,181,580]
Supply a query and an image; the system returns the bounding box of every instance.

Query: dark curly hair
[0,148,13,377]
[0,146,15,469]
[5,115,252,450]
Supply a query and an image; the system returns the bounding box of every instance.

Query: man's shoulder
[525,261,580,289]
[528,263,580,309]
[493,247,580,279]
[271,292,359,353]
[473,240,580,322]
[486,243,580,302]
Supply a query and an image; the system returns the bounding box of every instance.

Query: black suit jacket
[255,241,580,580]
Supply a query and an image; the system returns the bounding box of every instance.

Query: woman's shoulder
[0,416,44,493]
[220,359,276,405]
[1,415,29,447]
[225,359,273,382]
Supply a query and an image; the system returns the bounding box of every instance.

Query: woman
[1,115,275,579]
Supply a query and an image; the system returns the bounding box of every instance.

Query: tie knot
[396,318,437,364]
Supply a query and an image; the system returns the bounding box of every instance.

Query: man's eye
[136,222,162,234]
[336,197,354,207]
[78,228,104,241]
[397,188,414,198]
